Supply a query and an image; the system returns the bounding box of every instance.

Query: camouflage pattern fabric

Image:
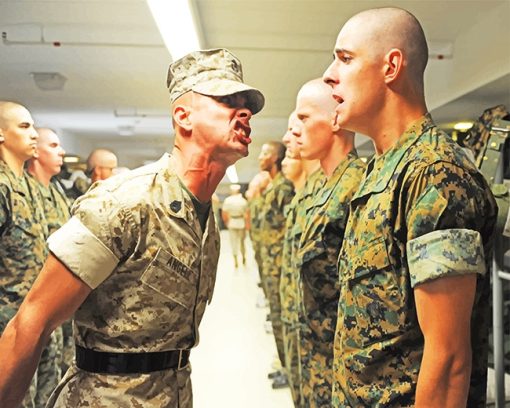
[46,153,220,408]
[461,104,509,166]
[259,172,295,367]
[280,169,325,407]
[29,177,72,406]
[297,153,365,408]
[249,195,267,293]
[167,48,264,115]
[0,161,49,408]
[332,114,497,407]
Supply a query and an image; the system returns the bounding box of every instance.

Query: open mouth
[234,122,252,145]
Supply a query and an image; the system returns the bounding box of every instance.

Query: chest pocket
[141,248,198,310]
[341,237,406,347]
[8,192,46,242]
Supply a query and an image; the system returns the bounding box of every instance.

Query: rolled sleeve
[407,228,485,288]
[48,216,119,289]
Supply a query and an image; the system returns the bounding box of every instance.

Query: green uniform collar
[354,114,435,199]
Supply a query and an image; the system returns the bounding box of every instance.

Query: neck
[321,137,353,178]
[0,150,26,178]
[268,165,279,179]
[171,145,227,202]
[363,97,427,155]
[291,171,307,191]
[302,159,321,177]
[27,162,52,187]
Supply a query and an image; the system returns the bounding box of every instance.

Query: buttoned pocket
[343,237,406,347]
[140,248,197,310]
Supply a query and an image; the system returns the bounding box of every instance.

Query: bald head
[344,8,428,84]
[87,148,118,183]
[297,78,339,115]
[0,101,29,129]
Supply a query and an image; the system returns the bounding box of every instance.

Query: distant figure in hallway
[86,148,118,184]
[222,184,249,268]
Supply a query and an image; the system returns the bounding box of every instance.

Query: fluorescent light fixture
[146,0,200,60]
[454,122,474,131]
[64,156,80,163]
[226,165,239,183]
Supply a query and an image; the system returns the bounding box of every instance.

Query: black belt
[75,345,190,374]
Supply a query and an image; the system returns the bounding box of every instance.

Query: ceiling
[1,0,509,182]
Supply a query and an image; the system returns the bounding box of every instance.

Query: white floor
[191,231,293,408]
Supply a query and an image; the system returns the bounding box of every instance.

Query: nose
[31,127,39,139]
[60,147,66,156]
[237,107,252,122]
[323,61,338,87]
[282,131,291,146]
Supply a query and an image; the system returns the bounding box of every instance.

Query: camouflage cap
[167,48,265,114]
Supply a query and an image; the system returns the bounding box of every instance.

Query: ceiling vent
[30,72,67,91]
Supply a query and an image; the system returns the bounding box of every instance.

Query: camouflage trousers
[283,323,302,407]
[264,265,286,367]
[300,333,333,408]
[47,363,193,407]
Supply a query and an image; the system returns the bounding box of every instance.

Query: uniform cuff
[407,229,485,288]
[48,216,119,289]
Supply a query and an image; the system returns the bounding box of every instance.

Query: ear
[172,104,192,133]
[384,48,404,84]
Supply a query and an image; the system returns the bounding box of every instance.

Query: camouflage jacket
[0,161,48,329]
[332,115,497,407]
[280,169,325,328]
[259,172,294,274]
[248,194,265,243]
[28,175,71,237]
[297,153,365,352]
[47,154,220,408]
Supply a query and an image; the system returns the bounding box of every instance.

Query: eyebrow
[334,48,354,56]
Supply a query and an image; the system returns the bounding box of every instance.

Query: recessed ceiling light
[30,72,67,91]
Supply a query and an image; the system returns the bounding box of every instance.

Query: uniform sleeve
[405,162,488,287]
[0,186,9,235]
[48,189,138,289]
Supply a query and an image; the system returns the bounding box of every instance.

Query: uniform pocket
[140,248,197,310]
[344,237,405,347]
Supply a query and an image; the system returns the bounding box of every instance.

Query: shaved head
[297,78,339,115]
[0,101,29,129]
[344,7,428,85]
[36,127,58,145]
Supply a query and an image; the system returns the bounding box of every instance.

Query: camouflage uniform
[280,169,324,407]
[260,172,294,367]
[297,153,365,408]
[249,195,266,284]
[0,161,49,408]
[46,154,220,408]
[29,176,72,407]
[332,114,497,407]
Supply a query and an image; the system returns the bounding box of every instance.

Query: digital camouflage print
[29,176,73,406]
[280,168,324,407]
[259,172,294,368]
[297,153,365,408]
[248,195,266,292]
[46,153,220,408]
[0,162,48,331]
[332,114,497,408]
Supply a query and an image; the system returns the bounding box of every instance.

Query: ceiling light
[31,72,67,91]
[454,122,474,131]
[146,0,201,60]
[63,155,80,163]
[226,165,239,183]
